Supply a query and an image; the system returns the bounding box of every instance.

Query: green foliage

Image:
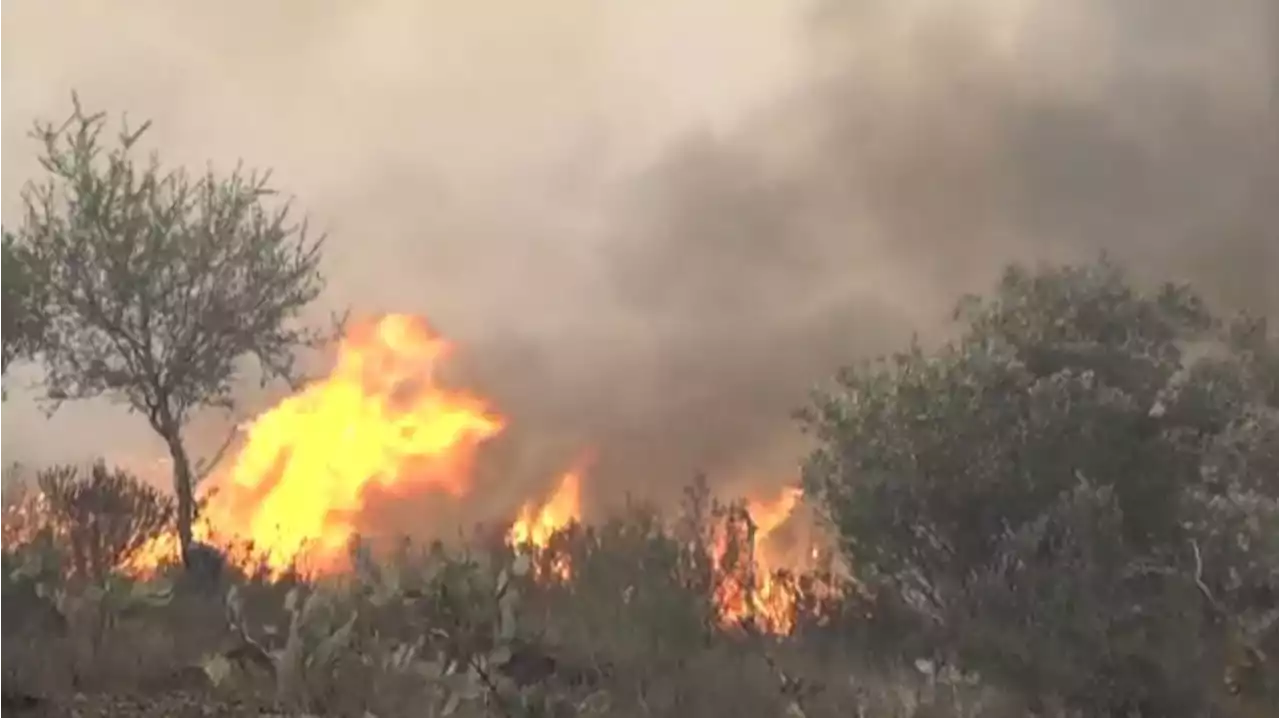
[4,529,173,665]
[526,501,713,660]
[10,94,334,562]
[203,542,550,715]
[1,229,45,378]
[802,258,1277,714]
[275,584,360,709]
[191,512,828,717]
[15,95,331,415]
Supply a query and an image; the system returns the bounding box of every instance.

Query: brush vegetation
[2,101,1275,718]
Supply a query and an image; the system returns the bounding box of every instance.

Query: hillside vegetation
[2,101,1275,717]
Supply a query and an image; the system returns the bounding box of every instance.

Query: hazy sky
[2,0,1274,527]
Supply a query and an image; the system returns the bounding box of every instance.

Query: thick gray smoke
[2,0,1274,528]
[470,0,1277,512]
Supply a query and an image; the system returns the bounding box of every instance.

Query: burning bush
[33,462,175,584]
[192,496,850,717]
[1,467,980,718]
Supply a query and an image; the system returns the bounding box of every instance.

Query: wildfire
[127,315,506,576]
[508,469,582,550]
[1,487,51,548]
[713,486,808,634]
[12,313,827,635]
[506,468,583,580]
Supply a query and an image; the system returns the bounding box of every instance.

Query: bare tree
[13,95,332,565]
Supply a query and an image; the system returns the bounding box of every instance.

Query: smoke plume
[2,0,1274,526]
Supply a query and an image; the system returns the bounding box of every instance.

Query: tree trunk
[162,432,196,567]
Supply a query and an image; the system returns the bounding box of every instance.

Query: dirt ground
[5,689,270,718]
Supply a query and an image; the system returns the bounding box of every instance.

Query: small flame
[508,468,583,579]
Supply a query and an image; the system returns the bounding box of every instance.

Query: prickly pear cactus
[420,549,536,715]
[275,584,359,709]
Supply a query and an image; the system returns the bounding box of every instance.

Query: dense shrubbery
[802,259,1277,716]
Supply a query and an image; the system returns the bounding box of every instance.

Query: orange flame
[508,468,583,579]
[2,488,52,548]
[24,312,829,636]
[508,469,582,549]
[713,486,807,633]
[123,315,506,576]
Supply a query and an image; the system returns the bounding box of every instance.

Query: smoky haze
[2,0,1275,533]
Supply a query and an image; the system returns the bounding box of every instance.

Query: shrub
[801,259,1277,715]
[37,462,174,583]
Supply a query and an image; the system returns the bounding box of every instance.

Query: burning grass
[24,314,838,636]
[3,487,987,718]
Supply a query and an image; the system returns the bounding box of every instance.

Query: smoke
[471,0,1277,509]
[2,0,1274,524]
